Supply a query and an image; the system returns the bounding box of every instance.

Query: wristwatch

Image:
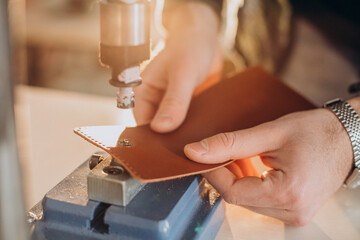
[324,98,360,188]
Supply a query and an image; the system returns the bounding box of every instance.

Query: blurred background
[5,0,360,211]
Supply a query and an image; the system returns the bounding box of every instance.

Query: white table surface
[15,86,360,240]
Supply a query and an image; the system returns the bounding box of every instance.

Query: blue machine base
[29,159,225,240]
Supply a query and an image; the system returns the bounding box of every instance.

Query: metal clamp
[87,153,145,206]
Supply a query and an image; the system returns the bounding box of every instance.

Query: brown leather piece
[74,66,315,182]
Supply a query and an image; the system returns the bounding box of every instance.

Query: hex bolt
[102,166,125,175]
[89,154,105,170]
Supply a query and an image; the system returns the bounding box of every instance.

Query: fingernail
[154,114,172,125]
[186,140,208,154]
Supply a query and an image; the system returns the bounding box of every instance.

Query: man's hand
[134,3,222,133]
[184,108,354,226]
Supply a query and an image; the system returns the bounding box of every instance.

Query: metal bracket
[87,154,145,206]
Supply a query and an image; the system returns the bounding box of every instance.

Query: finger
[240,206,292,224]
[242,206,312,226]
[184,123,282,164]
[203,166,285,208]
[141,53,167,86]
[133,58,167,125]
[151,67,199,133]
[133,82,163,125]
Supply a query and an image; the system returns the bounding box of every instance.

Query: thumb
[151,70,199,133]
[184,123,282,164]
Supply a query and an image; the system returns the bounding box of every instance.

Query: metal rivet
[118,139,132,147]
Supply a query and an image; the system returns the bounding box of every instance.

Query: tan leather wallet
[74,67,314,182]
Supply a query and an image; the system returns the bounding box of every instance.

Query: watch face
[324,98,342,108]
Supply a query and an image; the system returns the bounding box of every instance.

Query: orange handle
[193,71,222,97]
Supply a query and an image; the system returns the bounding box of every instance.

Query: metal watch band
[324,98,360,188]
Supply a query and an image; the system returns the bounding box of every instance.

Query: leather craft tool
[99,0,151,109]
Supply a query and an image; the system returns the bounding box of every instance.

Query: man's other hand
[134,3,222,133]
[184,108,354,226]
